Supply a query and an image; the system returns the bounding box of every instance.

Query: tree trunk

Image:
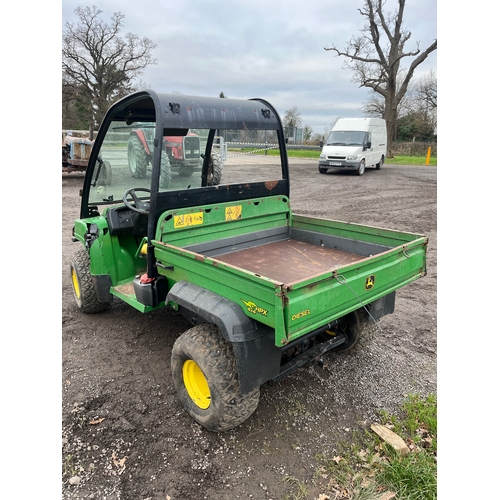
[383,103,397,156]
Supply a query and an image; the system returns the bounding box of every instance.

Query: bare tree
[283,106,302,128]
[363,70,437,141]
[325,0,437,152]
[303,125,313,142]
[62,5,157,132]
[416,69,437,110]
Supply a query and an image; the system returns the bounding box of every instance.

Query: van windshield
[326,130,366,146]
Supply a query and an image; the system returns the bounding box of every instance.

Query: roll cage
[80,90,290,280]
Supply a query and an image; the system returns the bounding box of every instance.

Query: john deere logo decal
[241,299,268,317]
[365,274,376,290]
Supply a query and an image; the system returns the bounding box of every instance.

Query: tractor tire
[178,163,195,178]
[127,134,149,179]
[207,151,223,185]
[333,307,377,353]
[70,249,109,314]
[159,153,172,189]
[357,160,366,176]
[171,323,260,432]
[96,160,112,186]
[207,151,222,186]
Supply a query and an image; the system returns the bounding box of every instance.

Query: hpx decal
[241,299,268,317]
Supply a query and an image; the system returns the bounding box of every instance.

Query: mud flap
[167,281,281,393]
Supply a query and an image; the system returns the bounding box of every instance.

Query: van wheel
[171,323,260,432]
[319,166,327,174]
[357,160,366,176]
[376,155,384,170]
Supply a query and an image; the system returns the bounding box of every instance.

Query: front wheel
[96,160,112,186]
[70,249,109,313]
[178,163,195,178]
[357,160,366,176]
[171,323,260,431]
[319,166,327,174]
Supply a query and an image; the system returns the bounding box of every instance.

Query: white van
[318,118,387,175]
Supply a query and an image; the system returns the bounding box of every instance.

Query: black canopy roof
[108,90,283,131]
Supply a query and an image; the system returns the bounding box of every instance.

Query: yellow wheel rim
[182,360,211,409]
[71,268,81,299]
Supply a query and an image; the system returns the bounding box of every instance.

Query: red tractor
[127,127,222,187]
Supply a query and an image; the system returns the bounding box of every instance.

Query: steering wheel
[123,187,151,215]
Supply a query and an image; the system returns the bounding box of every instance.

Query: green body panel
[109,285,164,313]
[155,195,291,246]
[280,241,426,343]
[73,213,147,285]
[291,214,425,247]
[154,242,284,328]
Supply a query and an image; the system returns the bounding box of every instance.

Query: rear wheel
[127,134,149,179]
[70,249,109,313]
[171,323,260,431]
[159,153,172,189]
[357,160,366,176]
[207,151,223,185]
[330,307,376,353]
[376,155,384,170]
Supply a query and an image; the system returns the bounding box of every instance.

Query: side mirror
[319,141,324,148]
[365,141,372,149]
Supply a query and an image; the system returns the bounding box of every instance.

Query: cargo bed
[152,196,427,347]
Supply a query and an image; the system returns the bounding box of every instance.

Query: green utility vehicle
[70,90,428,431]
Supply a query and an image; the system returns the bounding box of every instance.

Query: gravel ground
[61,158,436,499]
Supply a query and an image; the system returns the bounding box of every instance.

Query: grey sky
[62,0,437,135]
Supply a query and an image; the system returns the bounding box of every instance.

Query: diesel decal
[365,274,376,290]
[241,299,268,317]
[292,309,311,321]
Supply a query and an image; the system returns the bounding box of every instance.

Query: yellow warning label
[225,205,242,221]
[174,212,204,228]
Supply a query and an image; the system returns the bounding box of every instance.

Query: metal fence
[62,130,437,157]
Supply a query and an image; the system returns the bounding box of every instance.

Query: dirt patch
[62,160,437,499]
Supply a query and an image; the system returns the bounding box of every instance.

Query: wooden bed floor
[214,239,365,285]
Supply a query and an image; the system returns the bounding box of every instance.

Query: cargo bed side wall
[155,196,291,248]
